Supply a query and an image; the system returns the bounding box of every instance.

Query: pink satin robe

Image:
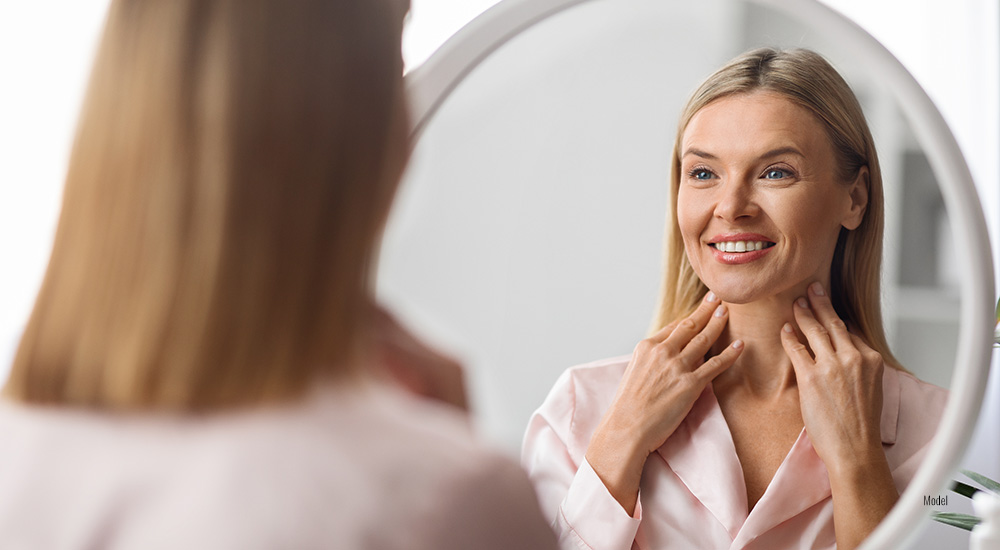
[522,355,948,550]
[0,381,558,550]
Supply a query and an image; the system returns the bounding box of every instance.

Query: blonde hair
[5,0,410,410]
[652,47,901,369]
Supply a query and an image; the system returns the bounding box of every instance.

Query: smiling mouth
[710,241,776,253]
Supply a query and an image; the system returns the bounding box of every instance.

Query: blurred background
[0,1,996,548]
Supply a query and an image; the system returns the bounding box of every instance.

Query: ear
[841,166,869,230]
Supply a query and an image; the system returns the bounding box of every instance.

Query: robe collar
[654,366,901,546]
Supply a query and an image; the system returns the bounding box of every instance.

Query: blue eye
[764,169,788,180]
[690,169,713,180]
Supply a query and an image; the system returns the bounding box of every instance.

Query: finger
[792,296,835,357]
[780,322,815,375]
[648,319,680,344]
[806,282,854,352]
[651,290,718,343]
[849,333,884,366]
[694,339,744,382]
[676,302,730,367]
[848,333,872,353]
[663,291,722,350]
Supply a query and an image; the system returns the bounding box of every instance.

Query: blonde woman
[523,48,947,550]
[0,1,556,548]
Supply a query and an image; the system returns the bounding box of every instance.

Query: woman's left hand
[780,281,897,550]
[779,281,885,473]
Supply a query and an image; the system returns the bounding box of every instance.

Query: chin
[700,275,782,305]
[706,274,821,306]
[710,288,764,305]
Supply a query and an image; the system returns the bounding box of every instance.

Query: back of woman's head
[6,0,411,410]
[654,47,899,368]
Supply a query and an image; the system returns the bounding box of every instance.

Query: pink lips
[708,233,775,265]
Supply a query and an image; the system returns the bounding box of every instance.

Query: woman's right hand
[585,291,743,515]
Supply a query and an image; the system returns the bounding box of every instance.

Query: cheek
[771,196,842,254]
[675,191,701,246]
[675,189,709,272]
[676,187,708,227]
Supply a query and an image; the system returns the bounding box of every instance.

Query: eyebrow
[682,146,805,161]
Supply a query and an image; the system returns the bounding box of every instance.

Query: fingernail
[705,291,717,303]
[732,339,744,349]
[796,297,809,308]
[783,323,794,333]
[714,304,727,317]
[810,282,825,296]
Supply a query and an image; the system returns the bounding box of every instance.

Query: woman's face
[677,91,866,305]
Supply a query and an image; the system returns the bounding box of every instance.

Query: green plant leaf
[932,512,981,531]
[951,481,980,499]
[962,469,1000,494]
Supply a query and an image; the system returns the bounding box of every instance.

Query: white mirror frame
[400,0,996,548]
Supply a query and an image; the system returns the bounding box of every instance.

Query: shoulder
[231,382,555,549]
[894,368,949,422]
[526,355,630,457]
[0,383,548,550]
[547,354,631,404]
[539,355,630,417]
[314,383,556,549]
[885,366,949,446]
[421,452,557,549]
[883,367,950,488]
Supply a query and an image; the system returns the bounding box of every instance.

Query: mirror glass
[377,0,960,455]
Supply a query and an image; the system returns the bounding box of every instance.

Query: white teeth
[713,241,770,253]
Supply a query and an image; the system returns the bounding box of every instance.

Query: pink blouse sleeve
[522,369,641,550]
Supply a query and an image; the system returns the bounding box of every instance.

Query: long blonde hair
[5,0,410,410]
[652,47,900,369]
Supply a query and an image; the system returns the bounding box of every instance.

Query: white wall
[0,2,110,377]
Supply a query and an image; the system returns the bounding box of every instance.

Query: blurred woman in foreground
[0,1,555,548]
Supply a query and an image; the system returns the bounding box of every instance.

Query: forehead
[681,92,832,161]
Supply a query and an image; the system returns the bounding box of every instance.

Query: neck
[709,282,819,400]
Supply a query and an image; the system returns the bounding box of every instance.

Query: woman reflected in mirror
[523,48,948,550]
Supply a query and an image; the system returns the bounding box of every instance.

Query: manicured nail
[705,291,717,303]
[796,297,809,309]
[732,339,744,350]
[810,282,825,296]
[783,323,794,333]
[714,305,727,317]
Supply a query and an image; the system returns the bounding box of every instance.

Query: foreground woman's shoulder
[0,383,558,550]
[305,382,559,549]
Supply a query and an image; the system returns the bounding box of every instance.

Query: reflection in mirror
[378,0,997,545]
[379,0,958,449]
[377,0,982,547]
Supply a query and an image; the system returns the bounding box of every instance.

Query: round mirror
[377,0,995,548]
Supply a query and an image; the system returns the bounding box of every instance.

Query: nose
[713,180,758,222]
